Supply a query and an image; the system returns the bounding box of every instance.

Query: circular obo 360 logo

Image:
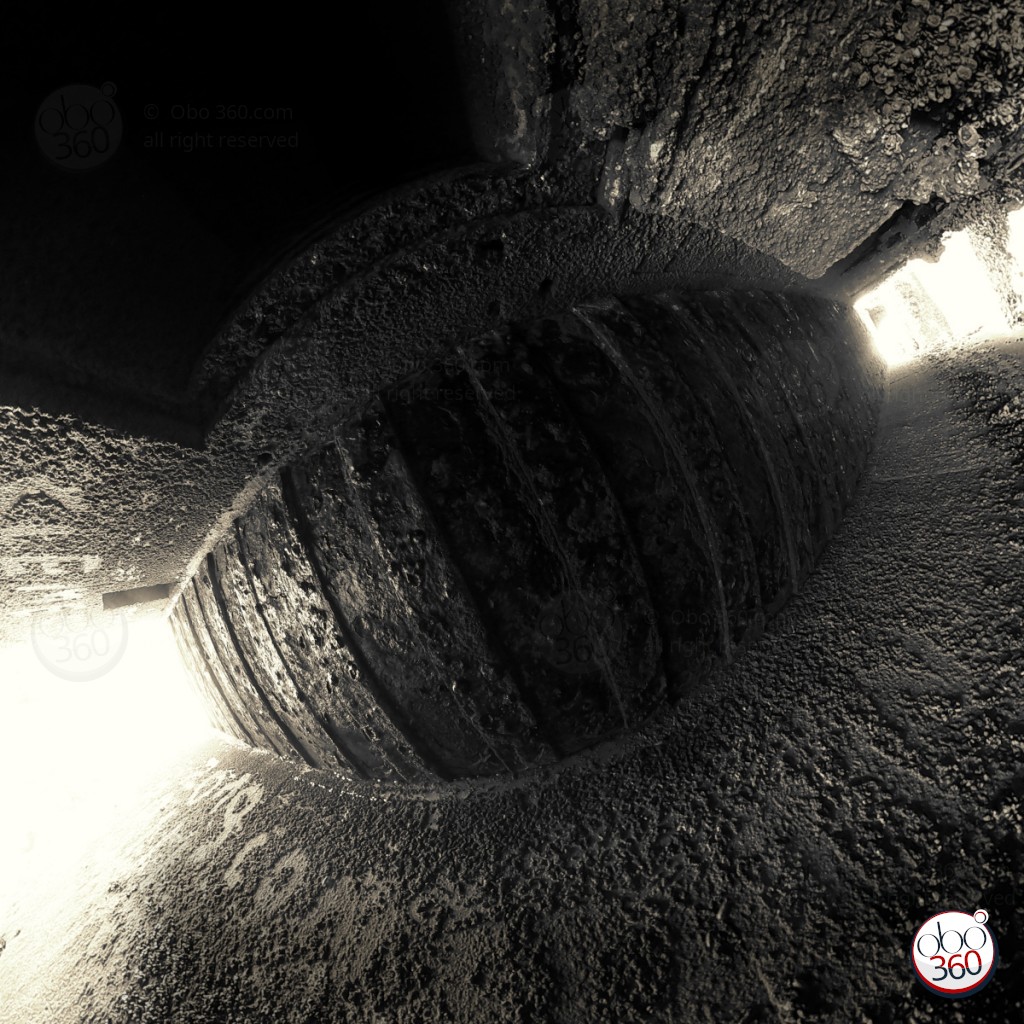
[534,590,625,675]
[31,604,128,681]
[35,82,122,170]
[912,909,998,999]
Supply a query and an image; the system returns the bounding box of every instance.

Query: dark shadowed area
[3,3,1024,1022]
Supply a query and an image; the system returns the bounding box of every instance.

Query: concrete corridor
[2,339,1022,1022]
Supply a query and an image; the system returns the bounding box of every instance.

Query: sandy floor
[2,338,1023,1023]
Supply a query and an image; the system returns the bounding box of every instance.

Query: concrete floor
[2,339,1023,1022]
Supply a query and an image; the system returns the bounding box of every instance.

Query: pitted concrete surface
[450,0,1024,280]
[2,340,1023,1022]
[8,3,1024,653]
[0,168,806,652]
[176,291,882,782]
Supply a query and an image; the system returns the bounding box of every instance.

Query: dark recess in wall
[823,197,949,300]
[0,6,477,433]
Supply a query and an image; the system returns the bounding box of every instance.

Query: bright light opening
[0,612,213,909]
[1004,206,1024,299]
[855,223,1017,367]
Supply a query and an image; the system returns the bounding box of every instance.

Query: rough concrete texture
[7,2,1024,647]
[3,339,1024,1021]
[449,0,1024,278]
[0,166,808,649]
[175,290,882,781]
[5,6,1024,1015]
[190,167,806,420]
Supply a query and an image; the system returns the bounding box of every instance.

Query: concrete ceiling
[3,0,1024,647]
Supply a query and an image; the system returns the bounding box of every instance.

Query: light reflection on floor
[0,614,214,950]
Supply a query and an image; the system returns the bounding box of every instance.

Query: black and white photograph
[1,2,1024,1020]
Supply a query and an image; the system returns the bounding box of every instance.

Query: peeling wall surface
[4,2,1024,1022]
[2,342,1024,1021]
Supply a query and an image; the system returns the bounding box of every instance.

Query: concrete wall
[3,339,1024,1022]
[173,289,883,782]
